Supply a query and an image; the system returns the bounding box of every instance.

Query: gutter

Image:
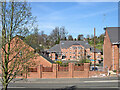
[112,42,120,45]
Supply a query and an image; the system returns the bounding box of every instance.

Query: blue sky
[30,2,118,38]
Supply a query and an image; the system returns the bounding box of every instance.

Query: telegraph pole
[94,28,96,71]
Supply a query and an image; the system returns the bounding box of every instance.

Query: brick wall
[26,63,91,79]
[89,71,107,77]
[61,45,85,60]
[104,30,119,71]
[16,62,108,79]
[112,45,119,70]
[49,45,101,61]
[1,36,53,79]
[103,30,112,71]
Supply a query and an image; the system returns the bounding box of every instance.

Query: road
[6,77,120,90]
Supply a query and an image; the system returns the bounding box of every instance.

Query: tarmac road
[6,77,120,90]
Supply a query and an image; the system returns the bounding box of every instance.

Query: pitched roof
[60,41,91,49]
[48,44,61,53]
[105,27,120,44]
[15,35,54,64]
[48,40,101,53]
[39,53,55,63]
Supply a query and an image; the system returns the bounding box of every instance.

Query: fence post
[38,65,43,78]
[84,63,90,71]
[53,64,57,78]
[56,64,58,78]
[84,63,90,77]
[69,63,74,78]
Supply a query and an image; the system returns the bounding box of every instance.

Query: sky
[30,2,118,38]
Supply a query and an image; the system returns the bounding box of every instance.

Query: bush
[113,70,117,72]
[101,57,103,60]
[56,61,62,64]
[79,59,90,63]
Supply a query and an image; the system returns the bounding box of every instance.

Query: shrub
[56,61,62,64]
[113,70,117,72]
[79,59,90,63]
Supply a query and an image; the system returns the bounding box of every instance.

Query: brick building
[48,41,101,62]
[103,27,120,71]
[1,35,54,75]
[1,35,105,79]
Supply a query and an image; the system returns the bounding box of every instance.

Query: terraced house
[48,41,102,62]
[103,27,120,72]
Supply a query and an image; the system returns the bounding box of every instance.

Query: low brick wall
[18,63,106,79]
[42,72,56,78]
[27,63,91,79]
[74,71,89,78]
[28,72,39,78]
[57,71,71,78]
[89,71,107,77]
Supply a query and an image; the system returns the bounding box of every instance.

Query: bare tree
[60,26,68,40]
[77,34,84,41]
[0,1,37,89]
[68,35,73,41]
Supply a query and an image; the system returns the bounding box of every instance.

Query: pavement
[6,77,120,90]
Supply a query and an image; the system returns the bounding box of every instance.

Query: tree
[68,35,73,41]
[0,1,37,89]
[64,37,67,40]
[60,26,68,40]
[50,27,60,44]
[49,26,68,45]
[74,38,77,41]
[86,35,90,40]
[77,34,84,41]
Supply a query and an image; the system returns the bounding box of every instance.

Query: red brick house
[1,35,54,71]
[48,41,101,62]
[103,27,120,71]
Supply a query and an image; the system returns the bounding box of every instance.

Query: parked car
[92,67,98,71]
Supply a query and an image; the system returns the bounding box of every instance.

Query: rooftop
[105,27,120,44]
[48,40,101,53]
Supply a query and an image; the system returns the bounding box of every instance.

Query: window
[78,56,80,58]
[78,52,80,54]
[78,47,81,50]
[73,56,75,58]
[70,52,71,54]
[72,47,77,49]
